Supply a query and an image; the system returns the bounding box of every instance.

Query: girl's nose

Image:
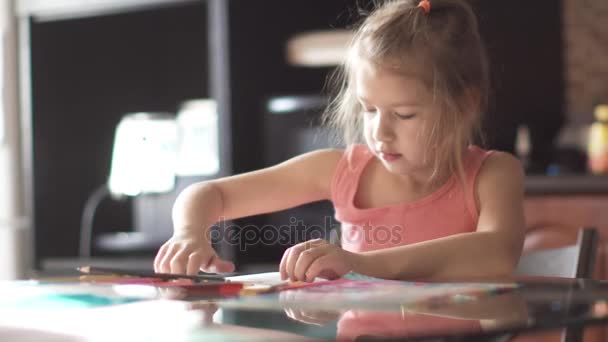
[373,113,395,142]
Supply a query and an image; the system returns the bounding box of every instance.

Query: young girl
[154,0,525,282]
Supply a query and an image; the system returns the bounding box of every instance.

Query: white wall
[0,0,29,280]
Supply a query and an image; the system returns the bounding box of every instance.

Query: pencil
[35,275,130,283]
[77,265,227,283]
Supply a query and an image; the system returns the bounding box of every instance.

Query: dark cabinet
[26,1,209,263]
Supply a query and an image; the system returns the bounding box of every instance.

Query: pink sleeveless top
[331,144,494,252]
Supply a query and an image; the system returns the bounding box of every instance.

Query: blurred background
[1,0,607,278]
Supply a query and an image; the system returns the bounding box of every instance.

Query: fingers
[279,247,291,280]
[304,254,333,282]
[154,238,231,274]
[214,259,235,273]
[293,245,330,281]
[158,243,180,273]
[284,239,327,282]
[160,248,214,274]
[187,252,205,275]
[154,243,170,272]
[170,249,191,275]
[204,255,235,273]
[306,254,348,281]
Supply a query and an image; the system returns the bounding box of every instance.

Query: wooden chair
[514,227,599,342]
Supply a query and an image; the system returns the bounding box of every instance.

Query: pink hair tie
[418,0,431,14]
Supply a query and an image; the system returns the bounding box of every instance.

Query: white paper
[226,272,288,286]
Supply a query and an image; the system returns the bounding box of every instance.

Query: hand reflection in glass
[187,301,220,325]
[280,288,529,341]
[187,301,324,341]
[279,290,341,326]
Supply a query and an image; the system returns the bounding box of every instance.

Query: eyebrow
[357,96,420,107]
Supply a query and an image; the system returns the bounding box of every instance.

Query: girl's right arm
[153,148,343,275]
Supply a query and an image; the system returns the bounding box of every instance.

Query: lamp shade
[176,99,219,176]
[108,113,178,197]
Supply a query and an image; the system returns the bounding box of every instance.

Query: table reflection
[186,278,608,341]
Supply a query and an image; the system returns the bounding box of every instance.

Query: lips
[378,151,402,162]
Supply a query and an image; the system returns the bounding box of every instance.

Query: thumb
[205,255,235,274]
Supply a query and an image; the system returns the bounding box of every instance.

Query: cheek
[397,121,427,142]
[398,123,432,156]
[412,120,432,142]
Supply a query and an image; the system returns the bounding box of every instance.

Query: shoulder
[475,151,525,201]
[479,151,525,181]
[292,148,343,167]
[277,148,343,175]
[282,148,344,196]
[293,145,370,169]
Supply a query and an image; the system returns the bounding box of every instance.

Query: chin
[381,159,428,176]
[381,161,411,174]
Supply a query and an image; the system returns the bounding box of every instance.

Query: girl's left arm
[351,152,525,280]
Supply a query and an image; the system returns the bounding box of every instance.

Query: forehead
[354,60,431,105]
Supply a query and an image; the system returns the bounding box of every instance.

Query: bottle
[515,125,531,172]
[587,104,608,174]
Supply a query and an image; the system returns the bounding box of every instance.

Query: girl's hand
[153,231,234,275]
[280,238,355,282]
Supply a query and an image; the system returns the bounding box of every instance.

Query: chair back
[514,227,599,342]
[515,227,598,278]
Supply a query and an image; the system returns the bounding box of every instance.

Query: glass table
[1,276,608,341]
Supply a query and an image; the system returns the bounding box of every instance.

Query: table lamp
[79,112,178,258]
[108,113,178,197]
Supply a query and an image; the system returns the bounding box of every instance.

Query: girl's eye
[395,113,416,120]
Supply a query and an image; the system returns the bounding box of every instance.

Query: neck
[391,167,452,194]
[381,146,469,193]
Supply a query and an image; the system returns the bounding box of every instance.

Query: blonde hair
[323,0,489,183]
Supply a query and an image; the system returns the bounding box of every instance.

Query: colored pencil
[77,265,227,283]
